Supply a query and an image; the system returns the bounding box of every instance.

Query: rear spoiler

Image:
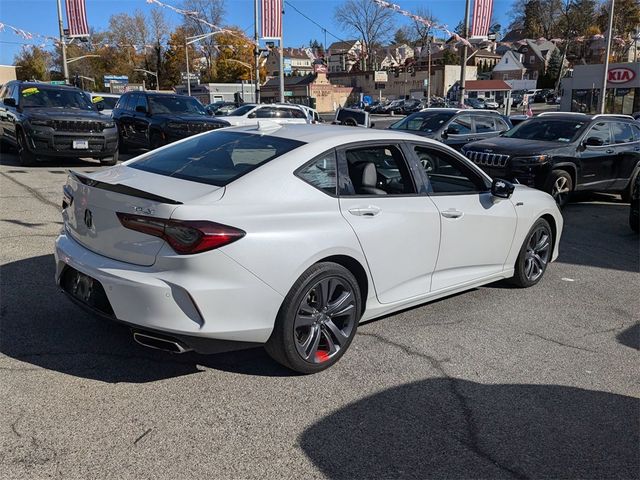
[69,170,183,205]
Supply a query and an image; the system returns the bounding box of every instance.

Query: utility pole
[185,38,191,96]
[598,0,615,114]
[254,0,261,103]
[279,3,285,103]
[459,0,471,107]
[56,0,69,82]
[427,37,432,107]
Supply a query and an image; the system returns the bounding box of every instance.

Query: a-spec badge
[132,206,155,215]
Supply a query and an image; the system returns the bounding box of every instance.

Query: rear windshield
[129,131,305,186]
[93,96,119,109]
[503,119,587,143]
[390,112,454,133]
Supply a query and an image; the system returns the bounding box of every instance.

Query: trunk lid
[63,165,223,266]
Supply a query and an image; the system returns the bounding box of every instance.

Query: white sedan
[55,123,563,373]
[221,103,310,126]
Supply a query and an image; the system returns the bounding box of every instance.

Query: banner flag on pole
[470,0,493,37]
[65,0,90,38]
[261,0,282,39]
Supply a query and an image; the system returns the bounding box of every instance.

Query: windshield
[503,119,587,143]
[229,105,256,116]
[20,87,95,110]
[148,95,207,115]
[130,131,305,186]
[93,96,119,109]
[390,112,454,133]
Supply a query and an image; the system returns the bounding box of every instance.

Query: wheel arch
[315,254,369,315]
[552,163,577,188]
[540,213,558,257]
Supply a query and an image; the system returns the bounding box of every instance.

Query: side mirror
[205,107,213,116]
[491,178,515,199]
[248,112,256,119]
[135,105,147,114]
[3,98,16,107]
[444,125,459,137]
[95,102,105,111]
[584,136,604,147]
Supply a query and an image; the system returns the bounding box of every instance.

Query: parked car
[295,104,323,124]
[379,99,404,114]
[87,92,120,117]
[364,101,380,112]
[483,98,500,109]
[462,113,640,206]
[401,98,423,115]
[630,171,639,232]
[464,98,486,109]
[389,108,512,151]
[55,123,562,373]
[333,107,372,128]
[0,81,118,166]
[509,114,531,126]
[113,91,229,153]
[221,103,309,126]
[207,101,239,116]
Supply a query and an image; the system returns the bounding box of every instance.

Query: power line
[283,1,346,45]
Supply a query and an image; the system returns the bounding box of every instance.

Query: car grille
[188,123,225,133]
[465,150,510,168]
[52,120,107,133]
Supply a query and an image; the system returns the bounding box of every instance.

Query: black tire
[16,129,36,166]
[621,169,638,203]
[265,262,362,374]
[99,150,119,166]
[544,169,573,207]
[510,218,553,288]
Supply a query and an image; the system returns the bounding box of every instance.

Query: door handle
[348,206,381,217]
[606,149,614,154]
[441,209,463,219]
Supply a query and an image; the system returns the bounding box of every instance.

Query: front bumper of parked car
[24,124,118,158]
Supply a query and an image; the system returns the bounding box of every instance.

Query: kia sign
[608,67,635,84]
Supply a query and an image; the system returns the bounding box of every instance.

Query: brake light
[116,213,245,254]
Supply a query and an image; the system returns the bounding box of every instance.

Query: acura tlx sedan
[55,122,563,373]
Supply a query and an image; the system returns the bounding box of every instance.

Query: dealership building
[560,62,639,115]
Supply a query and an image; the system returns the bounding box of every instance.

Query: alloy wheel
[552,176,570,205]
[293,277,357,364]
[524,226,551,282]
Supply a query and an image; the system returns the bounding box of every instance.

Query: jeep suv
[462,113,640,206]
[113,91,229,152]
[0,81,118,166]
[389,108,512,151]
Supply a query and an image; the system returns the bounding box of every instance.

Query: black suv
[389,108,512,151]
[113,91,229,152]
[0,81,118,166]
[462,113,640,206]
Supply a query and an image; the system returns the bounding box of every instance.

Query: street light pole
[254,0,261,103]
[56,0,69,82]
[598,0,615,114]
[427,37,432,107]
[134,69,159,91]
[185,31,223,97]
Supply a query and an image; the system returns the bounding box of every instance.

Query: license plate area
[61,266,114,316]
[73,140,89,149]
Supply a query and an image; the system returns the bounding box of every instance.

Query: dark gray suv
[0,81,118,166]
[388,108,512,151]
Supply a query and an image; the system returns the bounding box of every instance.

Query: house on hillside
[513,39,559,80]
[327,40,363,73]
[370,44,414,70]
[491,50,528,81]
[266,48,314,77]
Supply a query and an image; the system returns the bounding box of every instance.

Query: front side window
[135,95,148,111]
[586,122,612,145]
[448,115,473,135]
[230,105,256,116]
[414,146,487,194]
[255,107,275,118]
[130,131,305,186]
[390,111,454,133]
[611,122,634,144]
[297,151,337,195]
[342,145,415,196]
[504,119,587,143]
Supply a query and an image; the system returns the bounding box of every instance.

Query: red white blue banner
[65,0,90,38]
[470,0,493,37]
[261,0,282,39]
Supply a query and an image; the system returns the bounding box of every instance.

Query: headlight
[30,119,51,127]
[103,121,115,128]
[167,122,189,130]
[511,155,549,164]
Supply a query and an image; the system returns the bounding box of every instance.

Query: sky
[0,0,513,65]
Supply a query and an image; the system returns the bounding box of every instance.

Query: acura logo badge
[84,209,93,229]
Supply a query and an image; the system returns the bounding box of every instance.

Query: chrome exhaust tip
[133,331,192,354]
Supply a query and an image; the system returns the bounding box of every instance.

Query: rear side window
[130,131,305,186]
[611,122,634,144]
[296,151,337,195]
[474,116,495,133]
[633,124,640,142]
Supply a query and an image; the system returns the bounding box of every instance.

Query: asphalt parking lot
[1,140,638,479]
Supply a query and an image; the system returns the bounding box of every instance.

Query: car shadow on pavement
[0,149,137,168]
[300,378,639,480]
[617,323,640,350]
[0,254,293,382]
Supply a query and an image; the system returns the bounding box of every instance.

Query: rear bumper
[54,230,284,345]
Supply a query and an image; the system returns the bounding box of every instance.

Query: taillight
[116,213,245,254]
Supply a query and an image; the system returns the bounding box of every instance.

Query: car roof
[417,108,501,115]
[536,112,635,122]
[227,123,436,144]
[12,81,82,92]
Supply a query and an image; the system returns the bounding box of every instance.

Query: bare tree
[181,0,226,81]
[410,6,438,47]
[148,7,169,87]
[334,0,395,70]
